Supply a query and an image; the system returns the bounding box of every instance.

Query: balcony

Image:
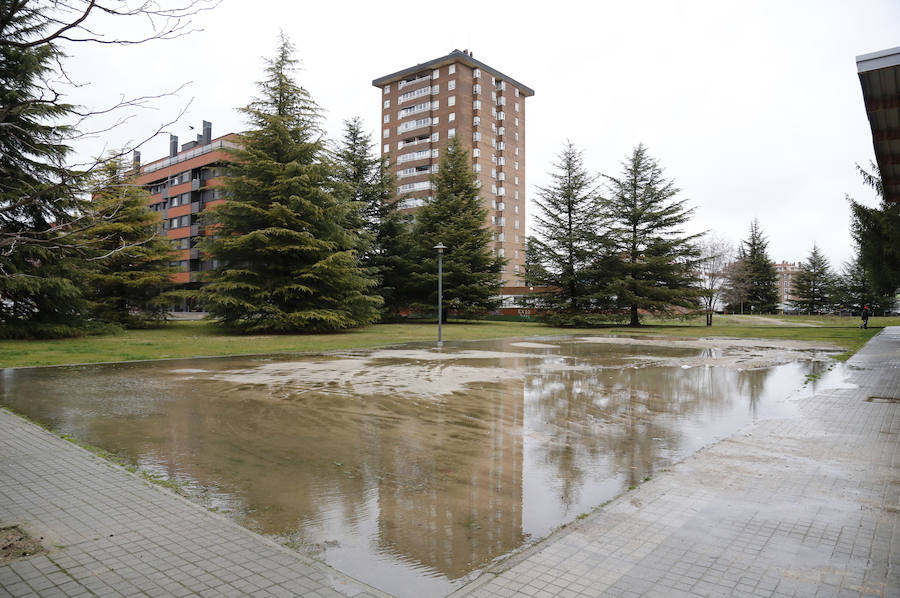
[397,117,432,135]
[398,86,431,104]
[397,136,431,150]
[398,74,431,90]
[397,149,433,164]
[398,101,432,119]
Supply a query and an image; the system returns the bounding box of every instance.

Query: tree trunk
[629,304,640,326]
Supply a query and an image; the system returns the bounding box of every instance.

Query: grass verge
[1,315,895,368]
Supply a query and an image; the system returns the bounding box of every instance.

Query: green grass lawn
[1,314,895,368]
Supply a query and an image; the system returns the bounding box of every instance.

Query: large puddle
[0,336,844,596]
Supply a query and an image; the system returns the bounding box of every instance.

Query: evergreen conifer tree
[735,219,779,313]
[81,158,177,327]
[0,5,90,338]
[789,244,834,314]
[528,142,611,312]
[848,163,900,296]
[199,34,380,332]
[333,118,416,316]
[412,137,504,319]
[601,144,702,326]
[833,252,894,313]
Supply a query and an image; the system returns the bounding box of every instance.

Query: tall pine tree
[789,244,834,314]
[332,117,416,317]
[601,144,701,326]
[735,219,779,313]
[833,252,894,314]
[848,163,900,296]
[412,137,504,319]
[0,4,92,338]
[527,142,612,312]
[80,157,177,327]
[199,34,380,332]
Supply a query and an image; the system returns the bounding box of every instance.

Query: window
[383,129,389,139]
[384,99,390,109]
[384,85,390,94]
[514,249,519,259]
[514,219,519,229]
[473,115,480,126]
[383,114,390,123]
[431,132,439,142]
[473,84,481,94]
[515,160,519,170]
[491,168,497,178]
[515,176,519,185]
[431,149,439,158]
[515,88,519,97]
[473,68,480,78]
[473,148,480,158]
[473,99,481,110]
[432,100,440,110]
[515,117,519,127]
[448,128,456,138]
[448,80,456,91]
[515,132,519,142]
[432,116,439,125]
[473,131,481,142]
[515,102,520,113]
[431,84,439,94]
[449,112,455,122]
[515,190,519,200]
[449,64,456,74]
[498,156,505,166]
[491,184,497,193]
[515,146,519,155]
[448,96,456,107]
[432,68,440,78]
[383,144,389,154]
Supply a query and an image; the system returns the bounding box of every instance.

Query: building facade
[132,122,238,296]
[774,260,801,312]
[373,50,534,288]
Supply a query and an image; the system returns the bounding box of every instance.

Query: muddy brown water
[0,337,843,597]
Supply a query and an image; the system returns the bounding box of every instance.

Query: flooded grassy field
[0,336,841,597]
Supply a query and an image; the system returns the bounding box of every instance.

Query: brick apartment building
[774,260,801,312]
[373,49,534,291]
[132,122,238,306]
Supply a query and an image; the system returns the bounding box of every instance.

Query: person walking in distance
[861,305,870,329]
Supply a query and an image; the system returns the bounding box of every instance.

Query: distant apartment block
[132,121,238,294]
[774,261,801,311]
[373,50,534,288]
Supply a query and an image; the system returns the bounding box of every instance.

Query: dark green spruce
[333,117,416,317]
[199,34,380,332]
[0,3,89,338]
[526,142,612,313]
[789,244,834,314]
[601,144,702,326]
[411,137,504,320]
[80,158,177,327]
[848,163,900,297]
[731,219,779,313]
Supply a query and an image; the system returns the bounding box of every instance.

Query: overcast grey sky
[66,0,899,270]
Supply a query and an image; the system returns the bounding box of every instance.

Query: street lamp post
[434,243,446,347]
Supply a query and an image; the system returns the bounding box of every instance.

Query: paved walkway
[0,416,388,597]
[453,328,900,598]
[2,329,899,597]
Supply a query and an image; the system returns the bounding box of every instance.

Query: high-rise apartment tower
[373,49,534,288]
